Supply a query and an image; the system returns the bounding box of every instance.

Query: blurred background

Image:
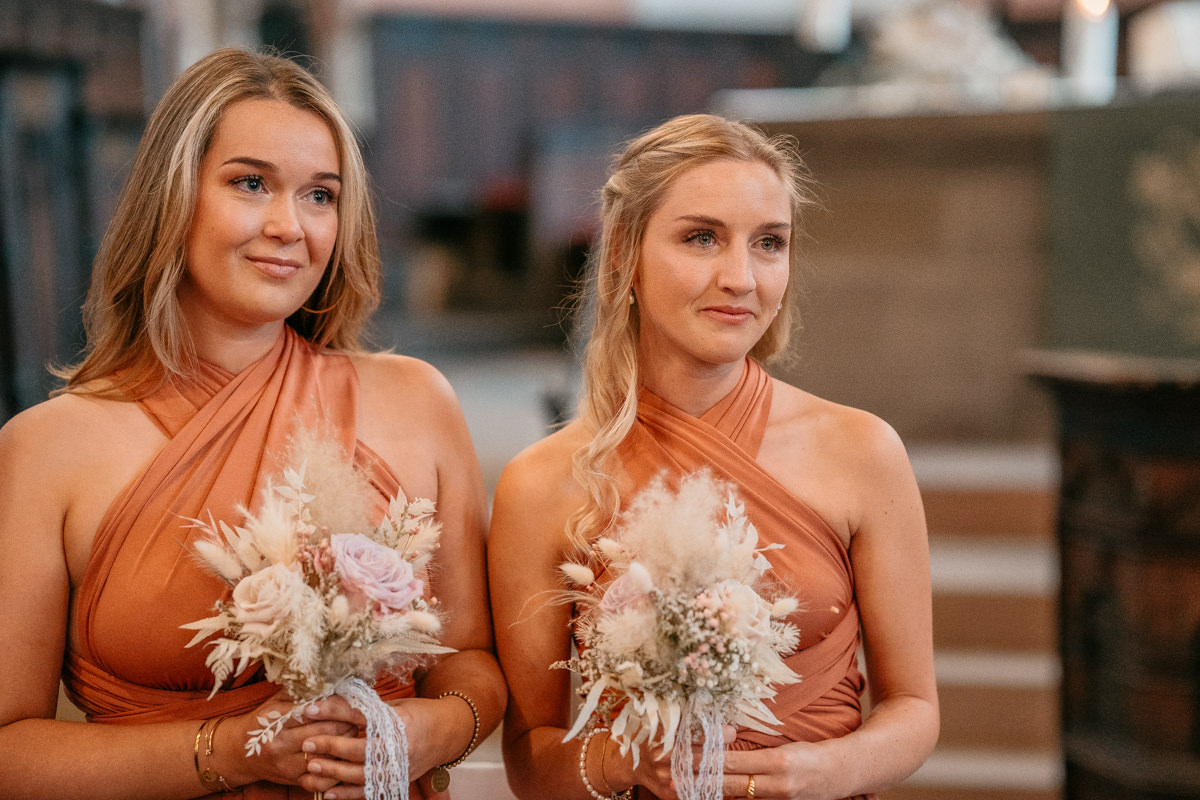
[5,1,1200,798]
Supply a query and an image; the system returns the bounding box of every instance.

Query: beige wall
[764,110,1055,443]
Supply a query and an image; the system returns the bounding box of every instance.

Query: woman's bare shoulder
[347,350,454,402]
[346,351,464,435]
[0,392,162,540]
[0,393,149,466]
[493,421,590,519]
[501,421,588,484]
[764,378,917,541]
[770,378,908,464]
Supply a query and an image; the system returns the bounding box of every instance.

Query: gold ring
[314,793,324,800]
[747,775,756,798]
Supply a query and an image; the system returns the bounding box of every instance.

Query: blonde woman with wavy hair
[490,113,938,800]
[0,47,504,798]
[568,114,815,546]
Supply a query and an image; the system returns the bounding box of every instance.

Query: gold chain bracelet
[429,690,481,792]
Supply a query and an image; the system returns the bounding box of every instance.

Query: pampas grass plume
[194,536,245,583]
[615,471,739,591]
[770,597,800,618]
[295,438,374,535]
[627,561,653,593]
[593,537,626,566]
[404,610,442,634]
[561,562,595,587]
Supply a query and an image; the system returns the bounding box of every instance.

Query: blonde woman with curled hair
[0,47,504,798]
[490,113,938,800]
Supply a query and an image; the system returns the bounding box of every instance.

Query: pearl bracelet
[578,727,633,800]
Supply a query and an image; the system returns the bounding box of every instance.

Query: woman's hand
[298,693,472,799]
[606,724,739,800]
[213,692,359,795]
[720,741,836,800]
[287,695,369,799]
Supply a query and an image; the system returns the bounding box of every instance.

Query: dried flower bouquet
[557,470,801,800]
[182,430,450,800]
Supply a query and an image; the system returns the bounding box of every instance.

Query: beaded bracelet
[429,690,481,792]
[579,727,633,800]
[193,716,234,793]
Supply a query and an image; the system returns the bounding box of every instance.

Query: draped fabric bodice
[62,327,420,799]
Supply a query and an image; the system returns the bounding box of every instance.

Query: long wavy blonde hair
[568,113,818,547]
[57,47,380,397]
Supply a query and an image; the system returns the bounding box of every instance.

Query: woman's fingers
[722,772,760,798]
[302,697,368,728]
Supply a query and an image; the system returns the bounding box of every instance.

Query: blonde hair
[58,47,380,397]
[569,113,817,546]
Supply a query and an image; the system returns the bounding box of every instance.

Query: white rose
[232,562,305,639]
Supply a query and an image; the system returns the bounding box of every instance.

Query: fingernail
[325,793,337,800]
[308,761,322,774]
[306,702,320,715]
[302,741,316,753]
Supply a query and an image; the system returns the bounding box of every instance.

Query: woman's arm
[489,429,679,800]
[408,359,506,778]
[310,355,506,792]
[0,399,350,798]
[721,411,939,800]
[489,438,583,798]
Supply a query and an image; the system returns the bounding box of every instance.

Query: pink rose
[232,563,304,638]
[331,533,424,614]
[599,572,651,615]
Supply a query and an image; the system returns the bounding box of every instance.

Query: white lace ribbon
[671,699,724,800]
[338,677,410,800]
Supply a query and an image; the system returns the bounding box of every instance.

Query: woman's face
[181,97,339,339]
[634,158,791,371]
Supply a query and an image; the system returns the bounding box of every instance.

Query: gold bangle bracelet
[195,716,234,793]
[192,720,206,782]
[429,690,481,792]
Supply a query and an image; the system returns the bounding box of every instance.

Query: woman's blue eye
[686,230,716,246]
[311,188,336,205]
[233,176,265,192]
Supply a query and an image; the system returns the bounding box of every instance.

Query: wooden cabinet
[1031,351,1200,800]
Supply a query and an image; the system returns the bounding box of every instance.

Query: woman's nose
[716,248,755,293]
[263,197,304,243]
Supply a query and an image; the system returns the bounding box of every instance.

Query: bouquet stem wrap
[339,677,410,800]
[671,698,724,800]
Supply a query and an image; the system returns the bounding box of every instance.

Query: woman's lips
[703,305,754,322]
[249,256,303,278]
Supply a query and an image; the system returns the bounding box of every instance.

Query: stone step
[936,650,1060,751]
[930,534,1058,652]
[910,443,1058,539]
[885,747,1063,800]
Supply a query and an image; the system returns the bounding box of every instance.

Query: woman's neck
[190,321,286,374]
[637,355,745,417]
